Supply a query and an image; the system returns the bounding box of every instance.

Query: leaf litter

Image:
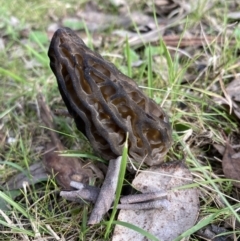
[5,94,103,190]
[113,161,199,241]
[1,0,240,239]
[222,140,240,188]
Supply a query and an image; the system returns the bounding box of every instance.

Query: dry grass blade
[5,162,48,190]
[1,0,240,240]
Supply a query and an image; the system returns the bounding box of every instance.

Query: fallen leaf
[222,142,240,188]
[38,94,103,190]
[227,11,240,20]
[145,0,179,16]
[213,143,225,155]
[226,78,240,102]
[5,162,48,190]
[214,78,240,120]
[226,79,240,120]
[5,94,103,190]
[0,38,5,51]
[197,224,231,240]
[113,161,199,241]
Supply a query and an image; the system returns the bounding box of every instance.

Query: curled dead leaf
[222,142,240,188]
[215,79,240,120]
[113,161,199,241]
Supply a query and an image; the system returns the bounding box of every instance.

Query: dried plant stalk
[120,191,167,204]
[117,199,169,210]
[88,157,122,225]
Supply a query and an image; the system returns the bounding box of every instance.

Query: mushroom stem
[88,156,122,225]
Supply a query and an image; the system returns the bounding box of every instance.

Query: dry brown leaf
[213,143,225,156]
[5,162,48,190]
[219,76,233,114]
[222,141,240,188]
[39,94,103,189]
[0,38,5,51]
[226,78,240,102]
[226,79,240,119]
[5,94,103,190]
[42,143,96,190]
[227,11,240,20]
[112,161,199,241]
[145,0,180,16]
[214,78,240,120]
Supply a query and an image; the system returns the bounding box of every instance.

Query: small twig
[120,191,167,204]
[117,199,170,210]
[11,211,30,241]
[61,189,98,203]
[88,157,122,225]
[0,209,31,241]
[70,181,100,193]
[60,182,100,202]
[152,35,236,48]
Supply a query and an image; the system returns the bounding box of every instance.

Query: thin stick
[88,157,122,225]
[60,186,99,203]
[117,199,169,210]
[120,191,167,204]
[70,181,100,194]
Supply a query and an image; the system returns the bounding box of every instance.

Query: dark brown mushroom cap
[48,27,172,166]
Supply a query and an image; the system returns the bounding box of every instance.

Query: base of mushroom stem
[60,156,168,225]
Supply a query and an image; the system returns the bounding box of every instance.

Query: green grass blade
[83,20,93,50]
[125,37,132,78]
[0,219,34,236]
[147,44,153,98]
[184,143,240,224]
[110,220,160,241]
[59,152,106,163]
[104,132,129,239]
[40,126,76,138]
[24,44,49,67]
[159,39,174,83]
[0,192,28,218]
[80,205,88,241]
[0,67,26,83]
[0,161,26,173]
[0,105,16,119]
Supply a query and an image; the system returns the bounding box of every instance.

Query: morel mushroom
[48,27,171,166]
[48,27,172,224]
